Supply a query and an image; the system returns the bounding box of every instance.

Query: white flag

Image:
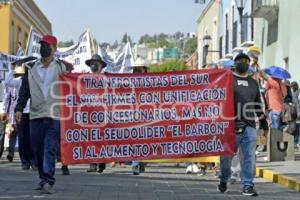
[98,42,133,74]
[57,31,92,73]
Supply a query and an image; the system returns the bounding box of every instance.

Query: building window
[267,18,278,45]
[10,21,15,54]
[243,13,249,43]
[232,21,238,48]
[17,26,22,54]
[24,32,28,48]
[219,36,223,58]
[225,14,229,54]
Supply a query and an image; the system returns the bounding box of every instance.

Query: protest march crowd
[0,33,299,197]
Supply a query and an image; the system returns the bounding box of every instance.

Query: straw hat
[14,66,25,75]
[248,46,261,59]
[248,46,261,54]
[132,57,147,68]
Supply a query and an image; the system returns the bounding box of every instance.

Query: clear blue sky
[34,0,204,44]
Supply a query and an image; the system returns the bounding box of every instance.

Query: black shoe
[6,154,13,162]
[31,165,38,171]
[97,168,104,173]
[217,182,227,193]
[132,166,140,175]
[139,163,145,173]
[242,186,258,196]
[61,165,70,175]
[22,165,30,170]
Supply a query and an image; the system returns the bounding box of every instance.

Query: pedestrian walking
[85,54,107,173]
[218,53,267,196]
[15,35,68,194]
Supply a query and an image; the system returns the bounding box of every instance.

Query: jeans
[8,129,17,158]
[219,126,257,187]
[269,111,281,129]
[17,114,36,167]
[30,118,60,186]
[0,121,5,158]
[295,123,300,145]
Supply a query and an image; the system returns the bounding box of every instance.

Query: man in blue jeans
[218,53,268,196]
[15,35,68,194]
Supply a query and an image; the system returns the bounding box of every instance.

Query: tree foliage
[149,60,188,73]
[184,37,197,55]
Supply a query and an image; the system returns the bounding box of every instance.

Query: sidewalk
[256,148,300,192]
[1,153,300,200]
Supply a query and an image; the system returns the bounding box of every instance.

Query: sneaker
[217,182,227,193]
[42,183,54,194]
[197,169,206,176]
[61,165,70,175]
[229,178,237,184]
[31,165,38,171]
[242,186,258,196]
[132,165,140,175]
[34,184,43,190]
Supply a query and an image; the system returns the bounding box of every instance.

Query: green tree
[184,37,197,56]
[121,33,132,44]
[139,34,155,44]
[149,60,188,73]
[111,40,119,49]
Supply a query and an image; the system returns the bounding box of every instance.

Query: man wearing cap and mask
[85,54,107,173]
[15,35,68,194]
[218,53,267,196]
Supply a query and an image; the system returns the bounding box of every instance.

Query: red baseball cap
[39,35,57,45]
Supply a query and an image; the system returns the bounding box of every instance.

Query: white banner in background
[98,42,133,74]
[57,31,92,73]
[0,53,24,81]
[27,29,43,58]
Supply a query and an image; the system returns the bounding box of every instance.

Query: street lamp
[235,0,245,43]
[203,35,212,47]
[202,35,221,66]
[202,35,211,66]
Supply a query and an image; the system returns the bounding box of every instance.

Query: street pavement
[0,154,299,200]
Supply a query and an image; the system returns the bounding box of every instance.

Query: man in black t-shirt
[217,53,267,196]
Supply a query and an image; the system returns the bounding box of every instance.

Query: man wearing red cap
[15,35,68,194]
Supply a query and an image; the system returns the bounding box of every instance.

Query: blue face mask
[235,63,249,74]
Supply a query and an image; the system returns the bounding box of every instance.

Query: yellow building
[0,0,52,54]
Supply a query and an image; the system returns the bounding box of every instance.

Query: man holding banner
[218,53,267,196]
[85,54,107,173]
[15,35,68,194]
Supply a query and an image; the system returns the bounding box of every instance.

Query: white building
[220,0,254,57]
[253,0,300,82]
